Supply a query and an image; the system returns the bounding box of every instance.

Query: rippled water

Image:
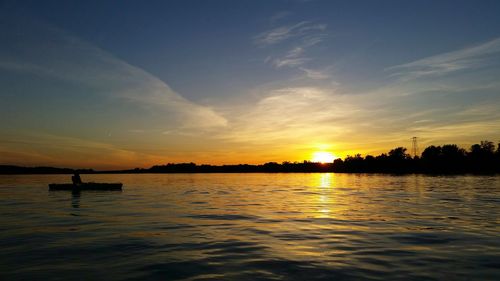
[0,173,499,280]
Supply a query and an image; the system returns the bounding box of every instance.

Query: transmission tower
[411,137,418,158]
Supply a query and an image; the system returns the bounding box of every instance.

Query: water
[0,173,499,280]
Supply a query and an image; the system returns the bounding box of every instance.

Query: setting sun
[311,152,336,163]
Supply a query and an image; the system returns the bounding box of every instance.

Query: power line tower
[411,137,419,158]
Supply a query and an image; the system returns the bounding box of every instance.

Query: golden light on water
[311,151,336,163]
[318,173,332,188]
[317,173,333,217]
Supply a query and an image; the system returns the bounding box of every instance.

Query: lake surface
[0,173,499,280]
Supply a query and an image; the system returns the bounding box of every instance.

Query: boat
[48,182,123,191]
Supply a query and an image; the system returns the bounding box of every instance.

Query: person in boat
[72,173,83,185]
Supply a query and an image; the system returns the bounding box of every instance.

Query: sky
[1,0,500,169]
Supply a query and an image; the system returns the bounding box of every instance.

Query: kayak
[48,182,123,191]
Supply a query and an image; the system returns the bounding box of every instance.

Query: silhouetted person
[72,173,82,185]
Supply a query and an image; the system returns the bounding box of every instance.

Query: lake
[0,173,499,280]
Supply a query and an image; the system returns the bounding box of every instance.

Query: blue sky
[1,0,500,168]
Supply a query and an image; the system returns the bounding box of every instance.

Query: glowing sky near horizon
[1,0,500,169]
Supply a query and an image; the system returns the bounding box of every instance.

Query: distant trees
[468,141,497,173]
[421,144,467,173]
[1,140,499,175]
[323,140,499,174]
[388,147,410,160]
[139,140,499,174]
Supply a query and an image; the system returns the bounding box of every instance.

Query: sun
[311,151,336,163]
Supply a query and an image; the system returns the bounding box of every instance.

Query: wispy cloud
[256,20,329,76]
[222,87,358,145]
[270,46,308,68]
[0,19,227,131]
[272,58,310,68]
[254,21,326,46]
[286,46,305,58]
[388,37,500,80]
[299,67,330,80]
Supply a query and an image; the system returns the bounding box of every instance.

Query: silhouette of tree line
[334,140,500,174]
[131,140,500,174]
[1,140,499,174]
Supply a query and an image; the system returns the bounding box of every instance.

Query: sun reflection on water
[318,173,332,188]
[315,173,333,218]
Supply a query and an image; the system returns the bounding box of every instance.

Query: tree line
[334,140,500,173]
[1,140,499,174]
[139,140,500,174]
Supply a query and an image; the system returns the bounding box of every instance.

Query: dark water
[0,173,499,280]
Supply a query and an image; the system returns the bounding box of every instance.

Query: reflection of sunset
[317,173,333,188]
[316,173,333,217]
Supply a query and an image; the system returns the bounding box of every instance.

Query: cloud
[257,20,329,75]
[0,19,227,131]
[272,57,311,68]
[254,21,326,46]
[222,87,357,145]
[388,37,500,80]
[286,46,305,58]
[299,67,330,80]
[270,46,308,68]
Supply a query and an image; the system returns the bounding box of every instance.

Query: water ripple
[0,173,499,280]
